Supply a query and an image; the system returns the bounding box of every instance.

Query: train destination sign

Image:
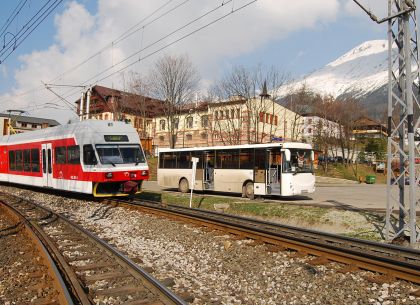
[104,135,129,142]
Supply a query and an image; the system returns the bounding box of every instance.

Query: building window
[160,119,166,131]
[186,134,193,141]
[201,133,207,139]
[186,117,193,128]
[308,128,312,134]
[201,115,209,128]
[31,124,38,128]
[173,118,179,129]
[265,113,270,123]
[21,122,27,128]
[214,111,218,120]
[231,109,235,119]
[274,115,278,126]
[237,109,240,119]
[259,112,264,123]
[159,135,164,142]
[225,110,229,119]
[270,114,273,124]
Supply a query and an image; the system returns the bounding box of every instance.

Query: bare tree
[211,64,289,143]
[149,54,199,148]
[126,72,152,138]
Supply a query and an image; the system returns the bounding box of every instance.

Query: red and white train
[0,120,149,197]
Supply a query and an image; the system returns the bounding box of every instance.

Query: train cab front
[87,142,149,197]
[93,169,149,197]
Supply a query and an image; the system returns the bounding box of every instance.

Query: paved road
[143,181,419,211]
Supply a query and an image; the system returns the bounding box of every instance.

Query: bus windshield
[96,144,145,165]
[283,149,313,173]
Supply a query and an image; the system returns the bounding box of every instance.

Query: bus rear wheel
[179,178,189,193]
[244,181,254,199]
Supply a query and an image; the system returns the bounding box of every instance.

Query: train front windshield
[96,144,145,165]
[283,149,313,173]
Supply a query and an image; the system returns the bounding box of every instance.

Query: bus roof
[158,142,312,153]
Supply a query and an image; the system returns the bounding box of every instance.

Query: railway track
[105,197,420,286]
[0,192,187,305]
[0,202,73,305]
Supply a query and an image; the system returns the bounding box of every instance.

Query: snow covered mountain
[280,40,394,117]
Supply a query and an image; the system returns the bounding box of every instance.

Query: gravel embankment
[1,185,419,305]
[0,208,60,304]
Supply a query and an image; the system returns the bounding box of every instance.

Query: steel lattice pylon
[385,0,420,245]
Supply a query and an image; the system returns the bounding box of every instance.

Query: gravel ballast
[1,186,419,305]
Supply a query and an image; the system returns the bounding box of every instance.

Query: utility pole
[354,0,419,245]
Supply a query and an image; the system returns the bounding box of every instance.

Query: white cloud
[1,0,341,122]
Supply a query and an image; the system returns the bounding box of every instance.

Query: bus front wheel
[244,181,254,199]
[179,178,189,193]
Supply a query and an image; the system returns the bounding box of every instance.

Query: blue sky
[0,0,390,122]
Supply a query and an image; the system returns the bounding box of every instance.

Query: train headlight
[141,170,148,176]
[130,172,137,178]
[105,172,113,179]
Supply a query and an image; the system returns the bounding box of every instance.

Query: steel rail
[1,193,187,305]
[0,200,76,305]
[108,198,420,284]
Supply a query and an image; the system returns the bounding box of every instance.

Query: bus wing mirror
[282,149,291,161]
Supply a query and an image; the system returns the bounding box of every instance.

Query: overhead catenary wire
[0,0,28,38]
[0,0,64,64]
[0,0,186,104]
[2,0,257,114]
[50,0,187,83]
[49,0,247,105]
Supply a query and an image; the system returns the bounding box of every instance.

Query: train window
[23,150,31,172]
[119,145,145,164]
[15,150,23,171]
[47,149,52,174]
[55,147,66,164]
[9,151,15,171]
[67,146,80,164]
[42,149,46,173]
[31,149,40,172]
[239,148,254,169]
[83,145,97,165]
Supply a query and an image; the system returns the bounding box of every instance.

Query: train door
[266,149,281,195]
[203,151,214,190]
[42,143,53,187]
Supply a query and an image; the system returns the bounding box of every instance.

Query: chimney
[79,92,84,121]
[86,87,92,119]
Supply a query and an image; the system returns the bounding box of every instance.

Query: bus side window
[83,145,97,165]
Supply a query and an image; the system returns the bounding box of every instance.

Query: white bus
[157,142,315,198]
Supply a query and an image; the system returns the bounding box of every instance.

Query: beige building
[0,114,59,135]
[153,96,303,150]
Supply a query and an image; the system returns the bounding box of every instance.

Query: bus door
[267,149,281,195]
[42,143,53,187]
[203,151,214,190]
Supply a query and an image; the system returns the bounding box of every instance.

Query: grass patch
[137,191,329,225]
[315,163,386,184]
